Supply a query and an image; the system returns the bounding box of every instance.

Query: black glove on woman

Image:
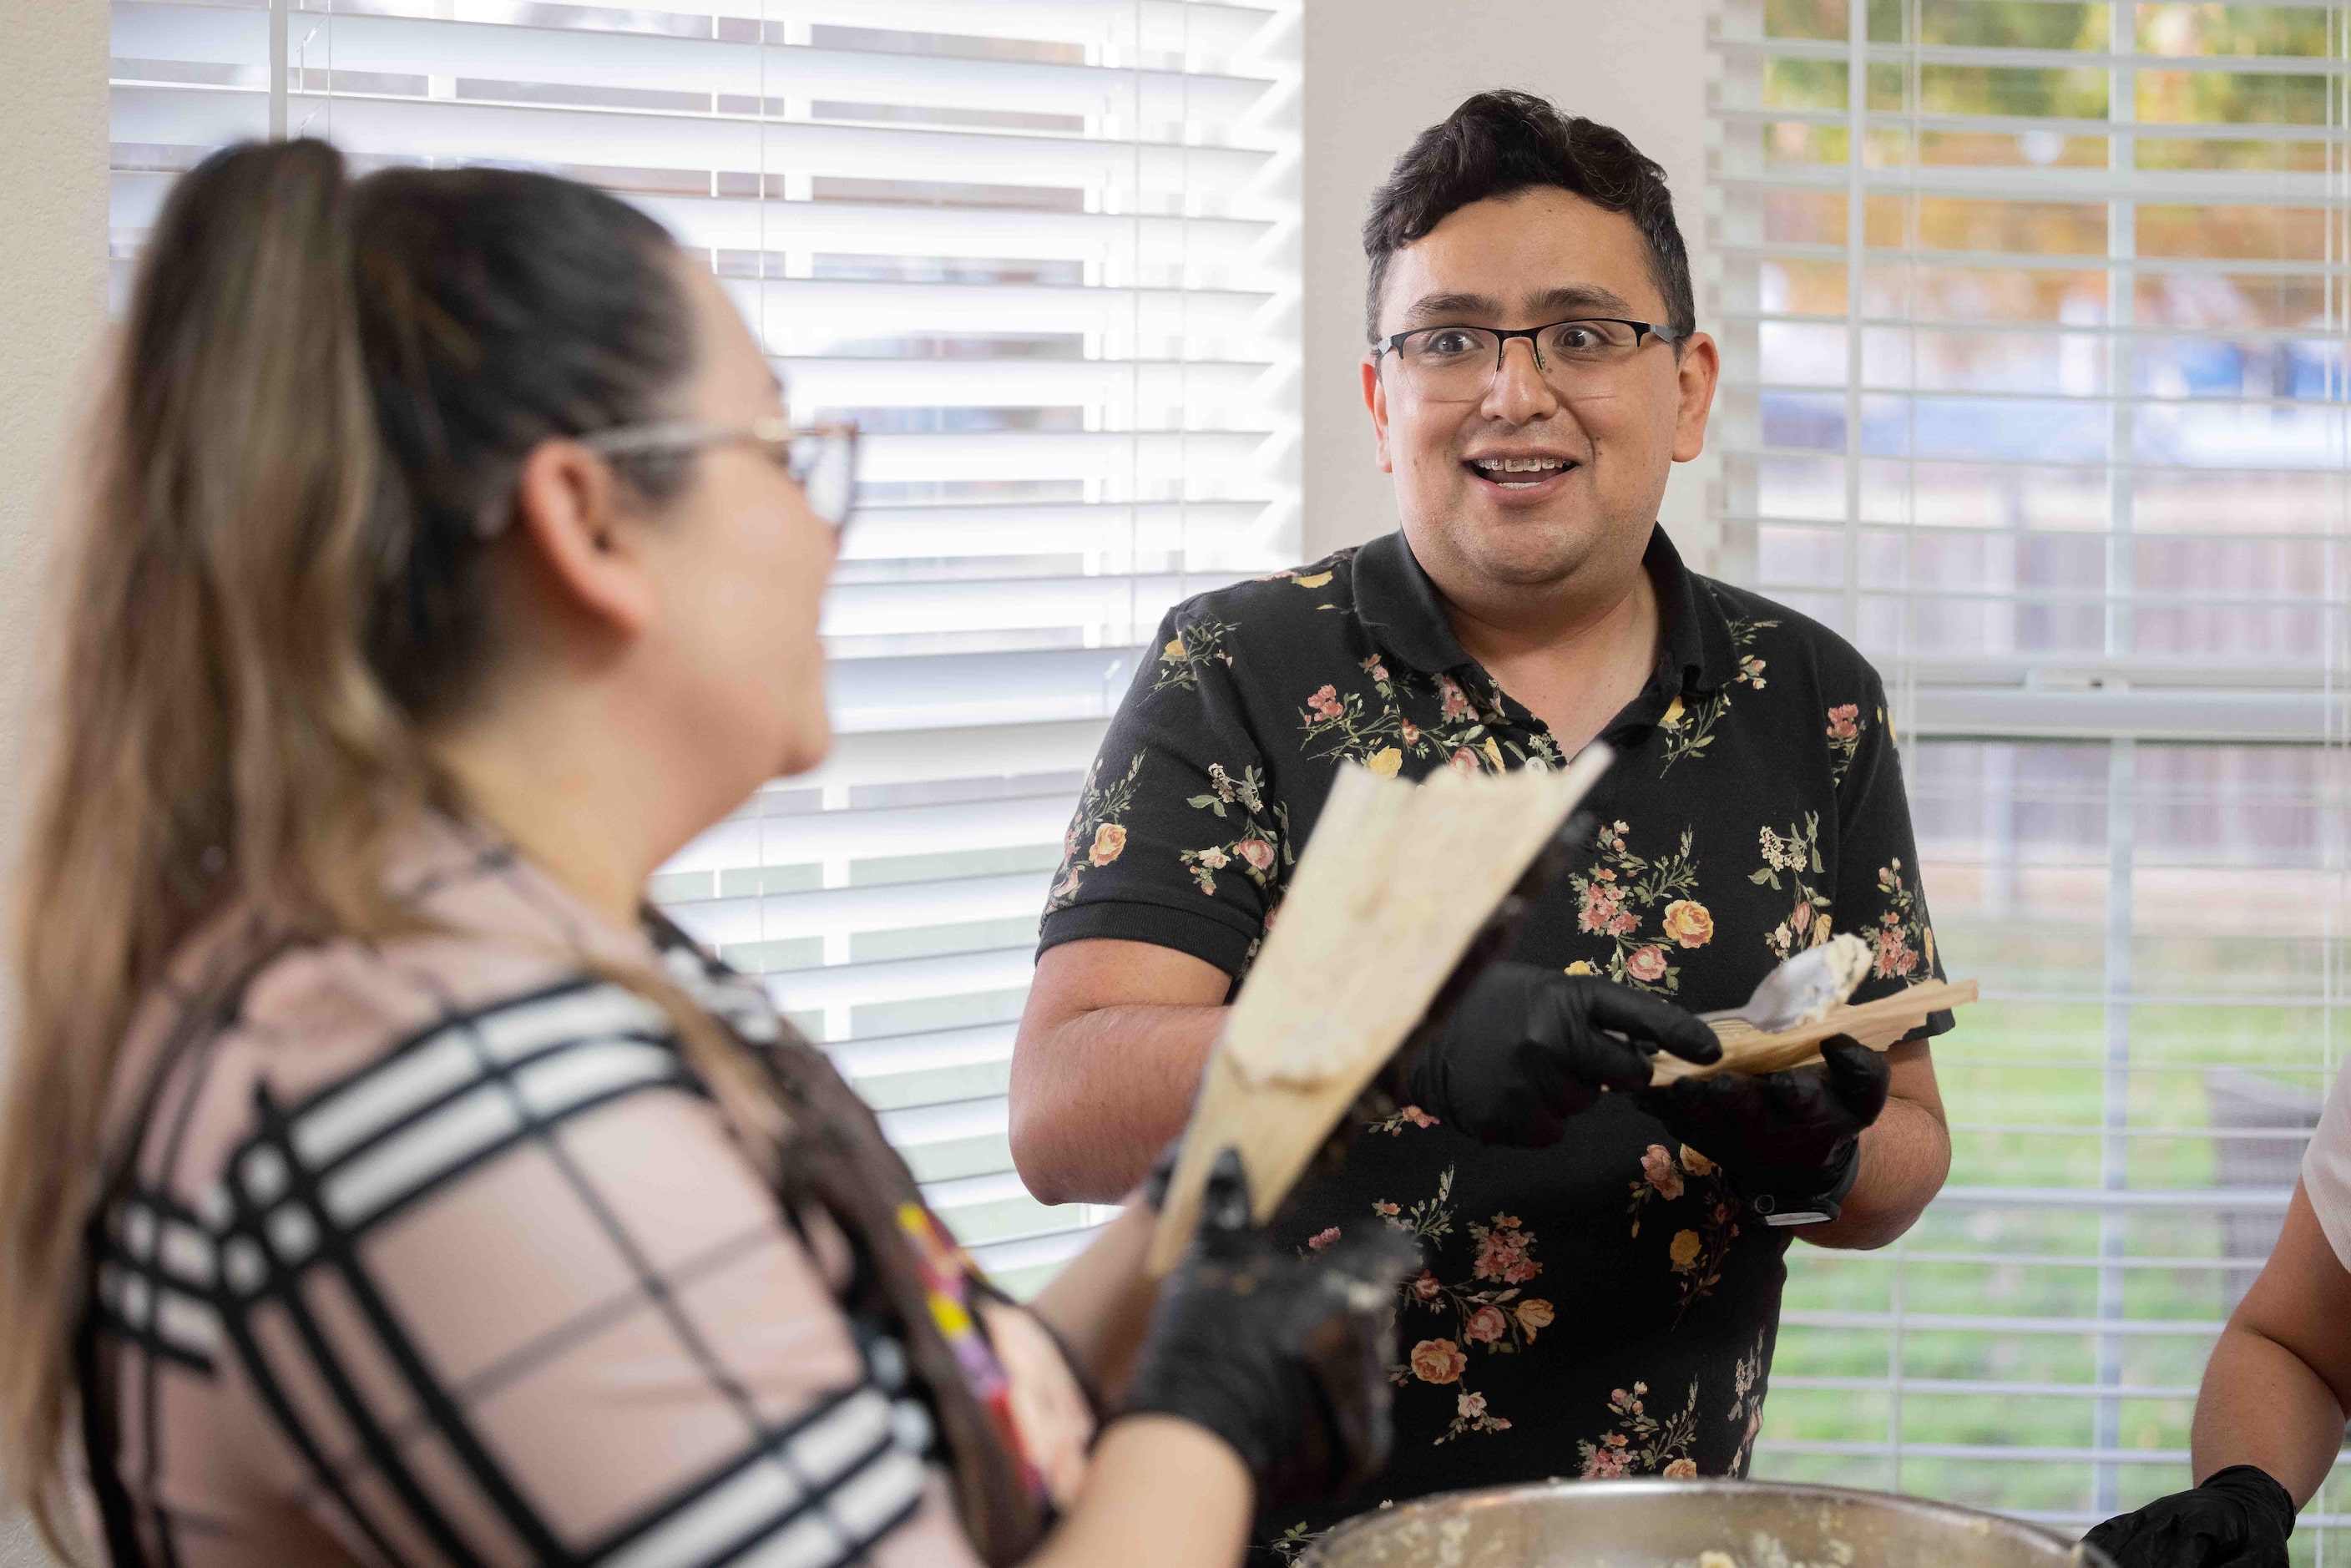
[1398,963,1723,1146]
[1634,1034,1890,1224]
[2083,1466,2295,1568]
[1122,1148,1418,1510]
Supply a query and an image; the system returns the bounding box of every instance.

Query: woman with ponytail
[0,139,1407,1567]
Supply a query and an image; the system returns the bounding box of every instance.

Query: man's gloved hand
[2082,1466,2296,1568]
[1401,963,1723,1146]
[1633,1034,1890,1224]
[1122,1148,1418,1510]
[1132,1137,1181,1211]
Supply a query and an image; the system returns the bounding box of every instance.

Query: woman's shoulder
[92,919,951,1568]
[109,917,659,1222]
[115,825,695,1186]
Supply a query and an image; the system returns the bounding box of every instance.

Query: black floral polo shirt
[1036,524,1949,1551]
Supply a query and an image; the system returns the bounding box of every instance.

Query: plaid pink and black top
[78,824,1049,1567]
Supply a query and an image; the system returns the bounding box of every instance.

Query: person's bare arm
[1024,1415,1252,1568]
[2187,1181,2351,1504]
[1011,939,1231,1205]
[1802,1039,1949,1250]
[1026,1203,1160,1408]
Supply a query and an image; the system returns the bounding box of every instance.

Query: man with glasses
[1013,92,1954,1547]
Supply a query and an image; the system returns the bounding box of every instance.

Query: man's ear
[508,439,659,637]
[1671,331,1721,464]
[1361,354,1395,473]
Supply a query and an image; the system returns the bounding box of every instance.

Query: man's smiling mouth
[1465,455,1576,488]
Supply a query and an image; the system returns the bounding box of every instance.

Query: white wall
[1,0,109,930]
[0,0,106,1558]
[1297,0,1718,569]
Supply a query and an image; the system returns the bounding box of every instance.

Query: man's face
[1362,188,1718,593]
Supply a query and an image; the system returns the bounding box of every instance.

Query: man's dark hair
[1362,90,1694,346]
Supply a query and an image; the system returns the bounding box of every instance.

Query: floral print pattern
[1046,752,1142,911]
[1825,701,1865,784]
[1443,1388,1513,1444]
[1727,1329,1770,1474]
[1373,1166,1555,1444]
[1408,1338,1468,1383]
[1365,1104,1441,1136]
[1872,857,1934,982]
[1152,616,1237,695]
[1752,813,1837,961]
[1626,1143,1742,1323]
[1577,1380,1701,1479]
[1181,762,1292,898]
[1656,614,1777,772]
[1267,1525,1317,1564]
[1297,661,1564,778]
[1564,822,1707,994]
[1566,1333,1771,1488]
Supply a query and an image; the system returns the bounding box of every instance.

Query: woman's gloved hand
[1121,1148,1418,1510]
[2082,1466,2295,1568]
[1633,1034,1889,1224]
[1400,963,1723,1146]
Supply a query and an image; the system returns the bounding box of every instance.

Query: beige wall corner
[1,0,109,910]
[1298,0,1719,572]
[0,0,106,1553]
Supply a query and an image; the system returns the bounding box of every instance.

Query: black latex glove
[1134,1137,1181,1210]
[2083,1466,2296,1568]
[1401,962,1723,1146]
[1633,1034,1890,1224]
[1122,1148,1418,1510]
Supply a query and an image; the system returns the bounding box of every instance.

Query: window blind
[108,0,1302,1294]
[1712,0,2349,1542]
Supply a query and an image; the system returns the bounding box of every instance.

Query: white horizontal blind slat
[109,0,1302,1295]
[111,169,1276,255]
[1712,0,2349,1537]
[1721,101,2351,141]
[401,0,1282,53]
[110,88,1274,192]
[113,6,1277,116]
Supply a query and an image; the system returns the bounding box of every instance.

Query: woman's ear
[508,438,659,636]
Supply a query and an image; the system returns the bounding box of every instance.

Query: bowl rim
[1298,1477,2116,1568]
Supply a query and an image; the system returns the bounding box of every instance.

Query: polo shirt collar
[1352,524,1737,696]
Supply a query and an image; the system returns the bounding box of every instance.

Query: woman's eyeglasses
[576,417,860,534]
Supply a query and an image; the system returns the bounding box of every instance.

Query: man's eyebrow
[1396,291,1504,330]
[1393,285,1643,333]
[1527,284,1635,317]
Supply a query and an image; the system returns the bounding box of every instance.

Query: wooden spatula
[1146,743,1617,1276]
[1650,977,1979,1085]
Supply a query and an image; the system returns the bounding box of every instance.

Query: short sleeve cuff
[1847,980,1957,1049]
[1038,898,1260,981]
[1898,1005,1956,1045]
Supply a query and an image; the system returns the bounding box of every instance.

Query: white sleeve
[2300,1064,2351,1272]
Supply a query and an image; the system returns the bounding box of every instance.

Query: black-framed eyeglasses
[1374,318,1686,403]
[577,417,860,534]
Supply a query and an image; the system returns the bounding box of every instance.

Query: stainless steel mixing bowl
[1298,1479,2116,1568]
